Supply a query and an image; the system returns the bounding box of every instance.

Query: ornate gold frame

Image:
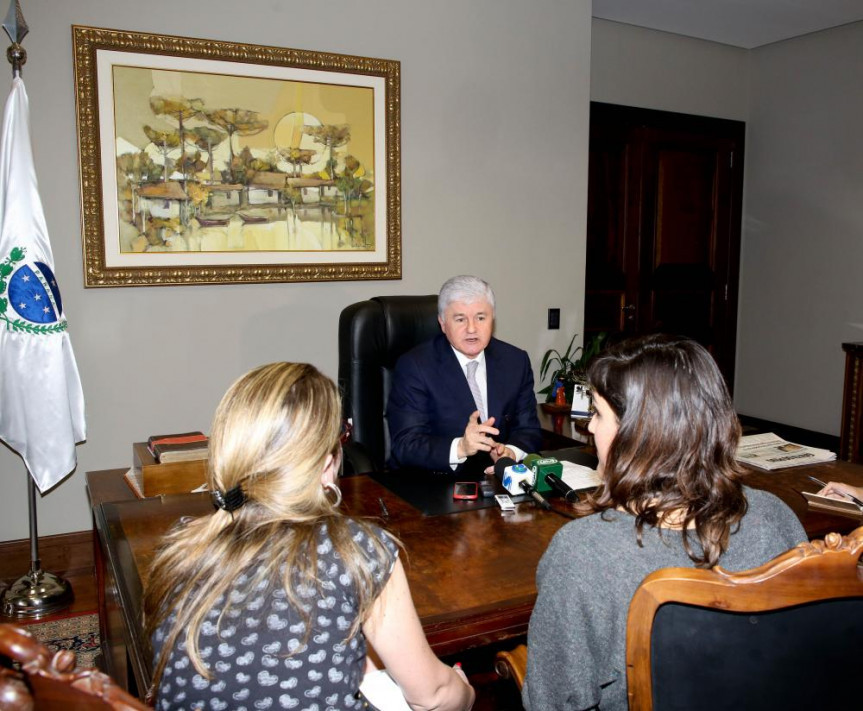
[72,26,401,287]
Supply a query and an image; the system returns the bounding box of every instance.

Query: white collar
[451,347,486,371]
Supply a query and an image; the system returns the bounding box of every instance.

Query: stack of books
[147,431,208,463]
[123,431,209,498]
[735,433,836,471]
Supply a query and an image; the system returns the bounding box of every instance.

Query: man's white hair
[438,275,496,319]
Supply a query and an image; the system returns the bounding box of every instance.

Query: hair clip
[211,484,246,513]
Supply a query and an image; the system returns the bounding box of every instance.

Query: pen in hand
[807,475,863,509]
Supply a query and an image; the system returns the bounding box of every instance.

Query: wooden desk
[87,460,863,698]
[89,471,575,697]
[739,460,863,539]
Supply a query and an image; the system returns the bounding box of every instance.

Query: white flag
[0,77,85,492]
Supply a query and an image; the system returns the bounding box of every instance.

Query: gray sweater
[522,487,806,711]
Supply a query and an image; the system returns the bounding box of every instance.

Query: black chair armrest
[342,441,378,477]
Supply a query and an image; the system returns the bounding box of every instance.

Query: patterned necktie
[465,360,487,421]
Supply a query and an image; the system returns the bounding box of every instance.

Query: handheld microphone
[523,454,563,495]
[519,479,551,510]
[493,457,535,495]
[545,472,580,503]
[492,456,517,480]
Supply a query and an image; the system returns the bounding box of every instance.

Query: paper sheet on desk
[561,461,601,490]
[359,670,411,710]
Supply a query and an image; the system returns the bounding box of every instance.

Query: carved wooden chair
[0,623,149,710]
[626,526,863,710]
[495,526,863,710]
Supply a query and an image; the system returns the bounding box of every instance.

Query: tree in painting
[303,124,350,181]
[143,125,181,182]
[188,126,227,184]
[116,150,160,223]
[333,154,373,246]
[231,146,272,185]
[279,146,316,178]
[204,108,269,183]
[149,96,204,182]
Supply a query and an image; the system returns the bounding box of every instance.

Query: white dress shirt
[448,347,526,467]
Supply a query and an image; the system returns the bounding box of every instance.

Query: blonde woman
[144,363,474,711]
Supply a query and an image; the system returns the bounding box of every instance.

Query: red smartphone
[453,482,479,500]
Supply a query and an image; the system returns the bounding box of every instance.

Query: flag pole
[0,0,73,618]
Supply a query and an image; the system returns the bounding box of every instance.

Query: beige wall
[0,0,593,540]
[735,21,863,433]
[590,19,750,121]
[592,19,863,436]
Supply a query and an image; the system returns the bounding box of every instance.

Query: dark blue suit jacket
[386,334,542,473]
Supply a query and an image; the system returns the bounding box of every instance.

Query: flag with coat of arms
[0,76,85,492]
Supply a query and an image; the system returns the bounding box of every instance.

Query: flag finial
[2,0,27,76]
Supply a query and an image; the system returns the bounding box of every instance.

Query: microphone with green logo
[523,453,578,502]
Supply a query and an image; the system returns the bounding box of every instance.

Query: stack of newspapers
[735,433,836,471]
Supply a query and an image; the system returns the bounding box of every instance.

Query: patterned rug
[24,612,101,669]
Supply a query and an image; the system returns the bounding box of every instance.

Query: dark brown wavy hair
[581,334,747,567]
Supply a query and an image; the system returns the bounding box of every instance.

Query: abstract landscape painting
[73,26,400,286]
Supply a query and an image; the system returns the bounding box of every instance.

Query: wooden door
[585,103,745,388]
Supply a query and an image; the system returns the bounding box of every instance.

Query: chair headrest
[373,295,439,366]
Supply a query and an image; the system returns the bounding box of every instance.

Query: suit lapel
[434,335,476,411]
[484,338,500,420]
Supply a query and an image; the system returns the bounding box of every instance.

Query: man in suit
[387,275,542,474]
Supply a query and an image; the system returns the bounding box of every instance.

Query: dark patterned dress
[152,521,398,711]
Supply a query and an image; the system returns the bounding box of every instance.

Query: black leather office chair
[337,295,439,474]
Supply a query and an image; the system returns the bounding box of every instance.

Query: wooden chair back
[626,526,863,711]
[493,642,527,690]
[0,624,148,710]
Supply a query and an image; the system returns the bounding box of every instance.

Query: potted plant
[538,332,607,405]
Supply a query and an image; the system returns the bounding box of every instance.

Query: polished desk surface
[88,458,863,697]
[91,472,572,695]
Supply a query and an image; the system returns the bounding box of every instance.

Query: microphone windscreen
[493,457,518,481]
[497,459,535,494]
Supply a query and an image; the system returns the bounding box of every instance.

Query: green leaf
[9,247,25,261]
[0,297,6,313]
[0,263,12,276]
[0,314,66,334]
[539,332,604,392]
[539,349,562,381]
[560,332,579,361]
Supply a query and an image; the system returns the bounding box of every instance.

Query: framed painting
[72,26,401,287]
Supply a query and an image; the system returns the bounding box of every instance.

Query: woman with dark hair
[523,334,805,711]
[144,363,474,711]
